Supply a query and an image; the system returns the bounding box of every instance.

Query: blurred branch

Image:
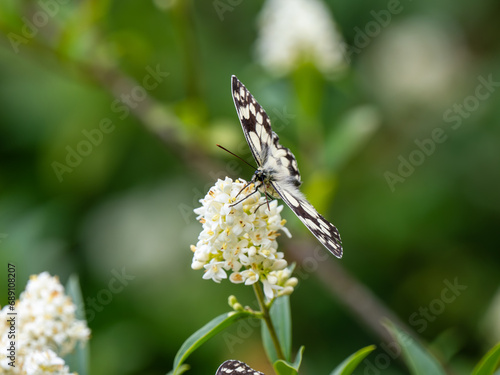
[0,25,225,179]
[85,63,222,178]
[288,241,418,346]
[87,65,231,180]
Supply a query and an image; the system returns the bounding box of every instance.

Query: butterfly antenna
[216,144,257,171]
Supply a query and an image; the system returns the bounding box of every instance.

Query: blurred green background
[1,0,499,374]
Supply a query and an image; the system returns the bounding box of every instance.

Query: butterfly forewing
[216,359,264,375]
[231,75,343,258]
[231,76,271,167]
[231,76,301,187]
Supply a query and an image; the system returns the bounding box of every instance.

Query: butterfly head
[251,168,281,199]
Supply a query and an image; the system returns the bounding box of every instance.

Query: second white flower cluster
[0,272,90,375]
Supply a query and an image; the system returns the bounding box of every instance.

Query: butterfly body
[231,75,343,258]
[252,163,300,200]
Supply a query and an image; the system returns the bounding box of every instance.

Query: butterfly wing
[216,359,264,375]
[271,181,343,258]
[231,75,270,167]
[231,75,342,258]
[231,75,301,186]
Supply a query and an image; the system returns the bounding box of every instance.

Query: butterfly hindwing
[231,75,343,258]
[271,181,343,258]
[216,359,264,375]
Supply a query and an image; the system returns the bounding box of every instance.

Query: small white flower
[262,278,281,300]
[229,272,245,284]
[24,349,73,375]
[271,259,288,271]
[191,177,297,300]
[203,260,228,283]
[255,0,346,75]
[241,269,260,285]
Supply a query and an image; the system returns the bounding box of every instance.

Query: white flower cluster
[0,272,90,374]
[255,0,346,75]
[191,178,298,300]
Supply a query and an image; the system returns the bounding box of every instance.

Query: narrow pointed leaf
[325,105,380,172]
[472,342,500,375]
[172,311,254,374]
[383,320,446,375]
[64,275,89,375]
[262,295,292,363]
[166,364,189,375]
[273,346,304,375]
[330,345,376,375]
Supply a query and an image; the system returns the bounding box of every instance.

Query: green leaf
[292,64,324,119]
[383,320,446,375]
[65,274,85,320]
[472,342,500,375]
[262,295,292,363]
[330,345,376,375]
[172,311,254,374]
[273,346,304,375]
[428,329,464,362]
[166,364,190,375]
[324,105,380,172]
[64,275,89,375]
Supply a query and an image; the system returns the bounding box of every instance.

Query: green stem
[253,283,286,361]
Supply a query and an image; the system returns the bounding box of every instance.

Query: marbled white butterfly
[216,359,264,375]
[231,75,343,258]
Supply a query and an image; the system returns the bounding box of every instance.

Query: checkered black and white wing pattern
[231,76,301,187]
[231,75,343,258]
[270,181,343,258]
[216,360,264,375]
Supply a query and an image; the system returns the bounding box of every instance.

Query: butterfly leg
[230,186,259,207]
[253,196,276,213]
[250,189,274,213]
[264,193,271,211]
[234,180,255,199]
[264,183,278,210]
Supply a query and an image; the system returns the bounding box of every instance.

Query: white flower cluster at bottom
[191,177,298,300]
[0,272,90,374]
